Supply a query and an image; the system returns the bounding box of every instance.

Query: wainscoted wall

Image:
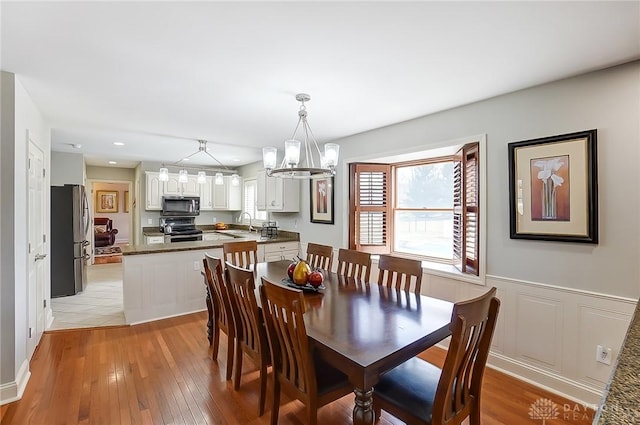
[300,243,637,405]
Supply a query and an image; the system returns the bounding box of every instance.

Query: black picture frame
[310,177,334,224]
[508,129,598,243]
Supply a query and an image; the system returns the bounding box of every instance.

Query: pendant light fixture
[158,140,240,185]
[263,93,339,179]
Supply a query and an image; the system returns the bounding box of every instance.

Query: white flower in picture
[532,156,567,220]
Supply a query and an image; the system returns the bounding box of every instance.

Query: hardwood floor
[1,312,595,425]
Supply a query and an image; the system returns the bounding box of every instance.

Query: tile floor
[50,262,126,330]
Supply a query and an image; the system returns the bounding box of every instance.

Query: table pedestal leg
[353,387,374,425]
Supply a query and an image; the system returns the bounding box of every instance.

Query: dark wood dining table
[254,260,454,425]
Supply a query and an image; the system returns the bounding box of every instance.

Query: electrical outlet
[596,345,612,365]
[212,216,216,223]
[147,218,153,225]
[193,261,200,271]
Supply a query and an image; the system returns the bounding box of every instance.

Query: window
[349,142,480,276]
[243,179,267,222]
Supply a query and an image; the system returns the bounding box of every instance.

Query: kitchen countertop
[594,300,640,424]
[126,228,299,256]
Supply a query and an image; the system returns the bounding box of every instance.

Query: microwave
[161,196,200,217]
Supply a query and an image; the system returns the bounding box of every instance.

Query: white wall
[50,151,84,186]
[92,181,130,243]
[256,62,640,404]
[0,72,50,404]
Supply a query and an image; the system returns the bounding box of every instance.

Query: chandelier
[159,140,240,186]
[263,93,339,179]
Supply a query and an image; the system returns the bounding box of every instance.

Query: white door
[28,134,46,358]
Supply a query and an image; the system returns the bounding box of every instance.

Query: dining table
[253,260,454,425]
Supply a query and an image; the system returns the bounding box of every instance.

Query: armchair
[94,217,118,247]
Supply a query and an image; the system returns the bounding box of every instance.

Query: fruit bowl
[281,278,325,292]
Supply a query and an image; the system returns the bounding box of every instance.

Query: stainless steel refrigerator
[51,184,90,297]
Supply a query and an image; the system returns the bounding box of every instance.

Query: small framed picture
[310,177,334,224]
[508,129,598,243]
[96,190,119,213]
[124,191,129,213]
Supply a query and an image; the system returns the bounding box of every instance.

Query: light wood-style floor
[1,312,594,425]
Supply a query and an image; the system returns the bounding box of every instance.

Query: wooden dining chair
[306,242,334,271]
[259,278,352,425]
[373,287,500,425]
[223,240,259,268]
[377,254,424,294]
[202,254,236,381]
[224,262,271,416]
[336,248,372,281]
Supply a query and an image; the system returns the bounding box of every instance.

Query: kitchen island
[121,230,299,324]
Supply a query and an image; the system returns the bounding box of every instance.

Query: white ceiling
[2,1,639,169]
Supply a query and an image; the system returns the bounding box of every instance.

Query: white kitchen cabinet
[182,175,200,197]
[256,170,300,212]
[164,174,182,196]
[144,235,165,244]
[199,176,214,210]
[263,241,299,262]
[212,176,242,211]
[145,172,163,210]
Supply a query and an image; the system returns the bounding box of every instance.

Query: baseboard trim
[487,352,603,406]
[0,359,30,406]
[127,308,206,326]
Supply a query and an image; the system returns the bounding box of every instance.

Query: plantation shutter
[349,163,391,254]
[453,143,479,275]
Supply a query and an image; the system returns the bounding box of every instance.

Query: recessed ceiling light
[71,143,82,149]
[108,161,117,165]
[232,158,240,162]
[183,158,190,161]
[113,142,125,146]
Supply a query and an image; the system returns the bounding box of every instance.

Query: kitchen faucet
[238,212,254,232]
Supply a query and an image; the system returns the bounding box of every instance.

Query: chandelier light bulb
[178,169,188,183]
[284,140,301,167]
[159,167,169,182]
[215,172,224,185]
[197,171,207,184]
[263,147,277,170]
[324,143,339,167]
[231,174,240,186]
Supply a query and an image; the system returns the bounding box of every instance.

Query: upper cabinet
[146,172,163,210]
[256,170,300,212]
[145,171,240,211]
[212,176,242,211]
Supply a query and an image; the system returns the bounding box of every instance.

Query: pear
[293,261,311,285]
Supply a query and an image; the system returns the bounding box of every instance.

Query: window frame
[347,137,485,280]
[391,155,456,263]
[243,178,267,224]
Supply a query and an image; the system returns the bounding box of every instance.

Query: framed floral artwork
[508,129,598,243]
[96,190,119,213]
[310,177,334,224]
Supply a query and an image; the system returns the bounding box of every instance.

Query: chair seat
[375,358,441,423]
[314,355,350,396]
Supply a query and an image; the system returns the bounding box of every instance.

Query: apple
[287,262,297,280]
[308,270,324,287]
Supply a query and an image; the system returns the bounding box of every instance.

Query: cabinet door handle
[34,253,47,261]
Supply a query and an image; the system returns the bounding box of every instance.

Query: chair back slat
[225,262,265,354]
[377,255,423,294]
[432,287,500,424]
[337,248,371,281]
[306,243,334,271]
[223,240,258,268]
[260,279,315,396]
[203,254,233,331]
